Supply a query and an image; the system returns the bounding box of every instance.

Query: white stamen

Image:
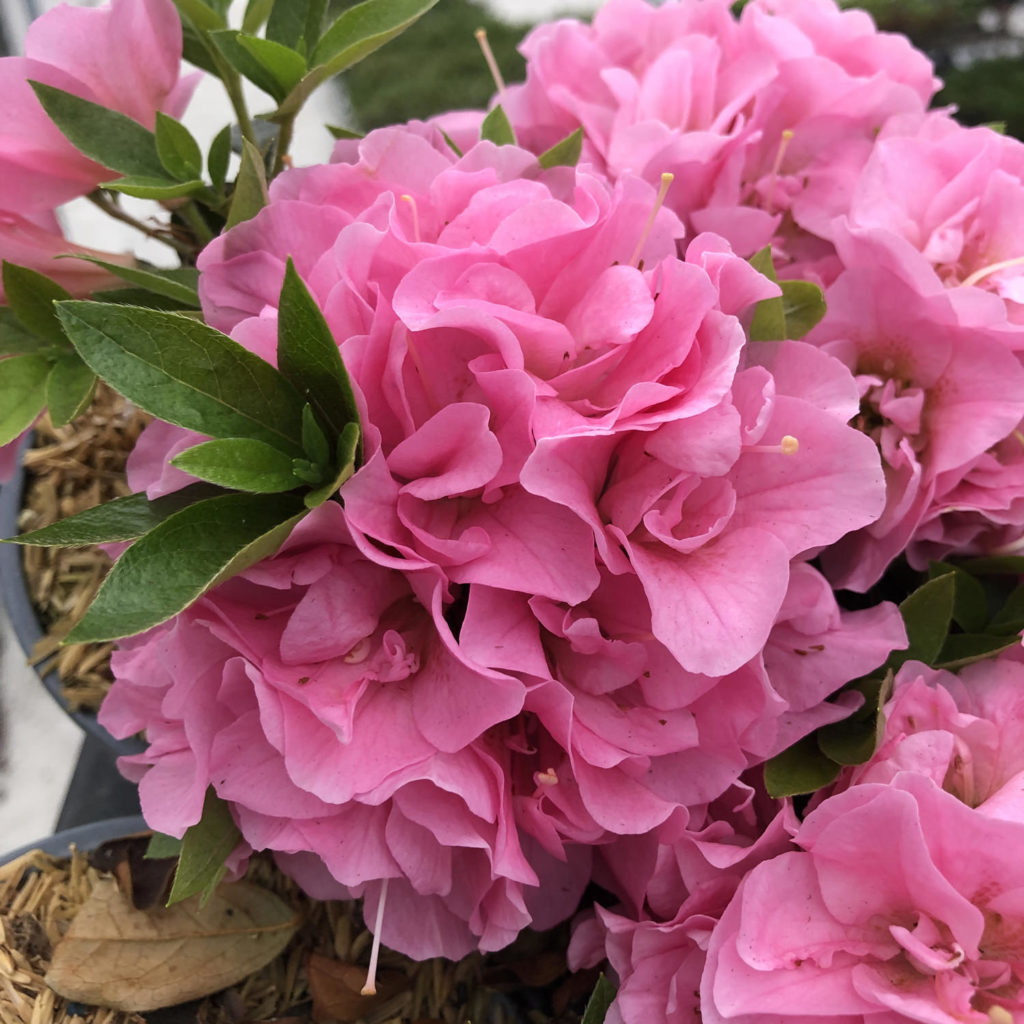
[630,172,674,269]
[343,637,372,664]
[960,254,1024,289]
[988,1008,1013,1024]
[475,28,506,97]
[400,194,421,244]
[748,434,799,455]
[766,129,794,215]
[536,767,559,786]
[361,877,390,996]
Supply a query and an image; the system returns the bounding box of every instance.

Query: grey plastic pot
[0,453,143,757]
[0,815,147,866]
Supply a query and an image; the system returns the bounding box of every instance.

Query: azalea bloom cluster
[6,0,1024,1022]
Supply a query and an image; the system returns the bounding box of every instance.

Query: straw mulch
[0,843,597,1024]
[17,385,150,713]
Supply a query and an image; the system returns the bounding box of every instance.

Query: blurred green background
[335,0,1024,139]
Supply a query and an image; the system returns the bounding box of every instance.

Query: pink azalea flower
[701,774,1024,1023]
[808,242,1024,589]
[99,502,578,961]
[501,0,935,262]
[0,0,196,215]
[850,652,1024,821]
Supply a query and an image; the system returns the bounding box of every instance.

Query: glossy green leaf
[304,420,358,508]
[301,404,330,466]
[959,555,1024,575]
[326,124,363,140]
[581,975,616,1024]
[145,832,183,860]
[30,82,167,179]
[934,633,1020,670]
[167,788,242,907]
[226,138,269,229]
[748,246,786,342]
[273,0,441,120]
[779,279,826,338]
[927,561,989,633]
[46,353,95,427]
[267,0,327,52]
[2,262,72,347]
[58,258,200,307]
[171,437,301,492]
[242,0,276,33]
[480,104,516,146]
[816,674,891,767]
[102,175,206,200]
[211,29,306,102]
[171,0,225,31]
[764,733,842,798]
[0,308,52,356]
[10,483,223,546]
[56,301,306,456]
[155,111,203,181]
[277,259,360,440]
[65,491,307,643]
[538,127,583,169]
[208,124,232,193]
[0,354,50,445]
[181,22,222,75]
[988,581,1024,635]
[887,572,956,671]
[91,287,196,311]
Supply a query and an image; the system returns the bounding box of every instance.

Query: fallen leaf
[88,833,177,909]
[307,953,406,1023]
[46,877,298,1012]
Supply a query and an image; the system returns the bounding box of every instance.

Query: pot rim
[0,814,148,866]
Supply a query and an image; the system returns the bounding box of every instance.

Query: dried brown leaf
[45,878,299,1012]
[306,953,406,1023]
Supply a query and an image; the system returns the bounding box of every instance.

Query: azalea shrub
[3,0,1024,1021]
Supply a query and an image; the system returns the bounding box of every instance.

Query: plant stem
[86,192,194,258]
[271,116,296,178]
[179,201,215,248]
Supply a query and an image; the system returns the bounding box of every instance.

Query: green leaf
[58,258,200,307]
[65,491,308,643]
[2,262,72,347]
[764,733,842,798]
[816,674,892,767]
[887,572,956,671]
[30,82,167,180]
[56,301,307,457]
[211,29,306,102]
[91,287,196,311]
[101,175,206,200]
[167,788,242,907]
[927,561,989,633]
[934,633,1020,670]
[267,0,327,53]
[181,22,223,76]
[779,279,827,338]
[0,308,52,356]
[46,353,95,427]
[988,581,1024,635]
[438,129,462,157]
[748,246,786,342]
[144,832,183,860]
[155,111,203,181]
[537,127,583,169]
[326,124,364,140]
[277,259,360,441]
[242,0,277,33]
[480,104,516,146]
[301,404,330,466]
[171,437,302,493]
[171,0,225,31]
[208,124,232,193]
[0,354,50,445]
[960,554,1024,575]
[273,0,441,120]
[10,483,223,547]
[581,974,616,1024]
[304,420,358,508]
[226,138,270,229]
